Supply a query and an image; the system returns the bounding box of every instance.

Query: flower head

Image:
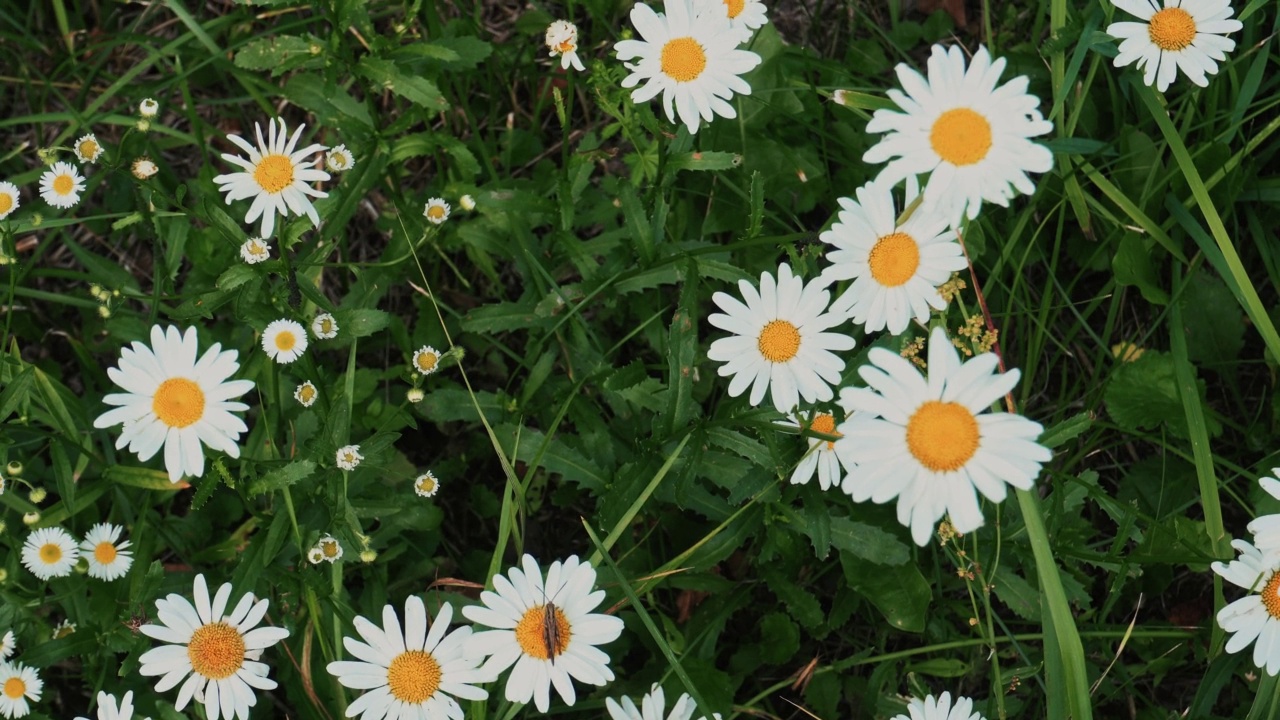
[307,547,325,564]
[80,522,134,581]
[459,195,476,212]
[39,161,86,209]
[0,182,19,220]
[778,411,847,490]
[312,313,338,339]
[132,158,159,180]
[212,117,330,238]
[615,0,762,133]
[546,20,586,72]
[1214,539,1280,675]
[21,526,80,580]
[703,0,769,43]
[412,346,442,376]
[336,445,363,471]
[891,692,986,720]
[93,325,254,483]
[74,691,143,720]
[424,198,451,225]
[0,663,42,719]
[139,98,160,118]
[294,381,318,408]
[1106,0,1242,92]
[607,684,720,720]
[240,238,270,264]
[326,144,355,173]
[317,535,343,563]
[414,471,440,498]
[74,134,104,164]
[262,319,308,364]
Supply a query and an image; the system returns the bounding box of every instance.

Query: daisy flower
[39,161,86,209]
[546,20,586,72]
[327,598,488,720]
[836,326,1052,545]
[307,547,325,565]
[1248,470,1280,557]
[412,346,442,376]
[74,134,104,164]
[615,0,762,134]
[818,179,966,335]
[262,319,308,364]
[131,158,159,180]
[706,263,855,414]
[1213,539,1280,675]
[336,445,363,471]
[462,554,625,712]
[459,194,476,212]
[0,181,20,220]
[704,0,769,43]
[240,237,271,265]
[79,522,135,581]
[139,98,159,118]
[1106,0,1242,92]
[891,692,986,720]
[778,411,846,490]
[0,629,15,659]
[326,144,355,173]
[294,381,318,407]
[0,663,41,719]
[863,44,1054,225]
[317,535,343,563]
[138,573,290,720]
[414,471,440,498]
[20,526,80,580]
[75,691,142,720]
[424,198,450,225]
[607,684,720,720]
[93,325,254,483]
[312,313,339,339]
[212,117,330,238]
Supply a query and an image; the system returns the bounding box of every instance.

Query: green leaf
[233,34,324,76]
[283,73,373,132]
[840,551,930,632]
[667,151,742,173]
[357,57,448,112]
[662,272,698,436]
[1104,350,1221,439]
[761,566,824,629]
[758,612,800,664]
[828,515,909,565]
[344,309,391,338]
[1179,269,1244,366]
[428,36,492,68]
[1039,412,1091,449]
[0,366,34,424]
[462,302,550,333]
[104,466,185,492]
[216,264,258,291]
[905,658,971,678]
[992,569,1042,621]
[1112,233,1169,305]
[249,460,317,497]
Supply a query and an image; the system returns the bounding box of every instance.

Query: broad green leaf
[758,612,800,664]
[357,57,448,112]
[248,460,317,497]
[462,302,551,333]
[828,515,909,565]
[1179,269,1244,366]
[992,569,1042,621]
[1112,233,1168,305]
[1104,350,1221,439]
[105,466,186,492]
[216,264,258,291]
[840,551,930,632]
[906,658,971,678]
[761,566,824,629]
[344,309,391,338]
[1039,412,1091,449]
[233,34,324,76]
[283,73,373,132]
[667,151,742,173]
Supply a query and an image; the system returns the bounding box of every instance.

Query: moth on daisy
[615,0,762,134]
[546,20,586,72]
[131,158,159,180]
[262,319,308,364]
[311,313,338,339]
[891,692,986,720]
[414,471,440,498]
[1,629,16,659]
[863,44,1053,225]
[212,117,330,238]
[326,144,355,173]
[836,326,1052,545]
[336,445,363,471]
[80,522,134,581]
[607,683,721,720]
[74,134,104,164]
[294,381,318,407]
[412,346,442,376]
[424,198,451,225]
[778,410,846,491]
[704,0,769,43]
[39,161,86,209]
[1213,539,1280,675]
[240,237,271,265]
[818,179,966,335]
[706,263,855,414]
[327,598,488,720]
[1106,0,1242,92]
[138,574,290,720]
[74,691,142,720]
[0,663,41,719]
[462,554,625,712]
[93,325,254,483]
[0,181,19,220]
[21,526,80,580]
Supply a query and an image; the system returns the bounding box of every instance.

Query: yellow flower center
[321,540,339,558]
[660,37,708,83]
[94,542,118,564]
[53,174,75,196]
[39,542,62,564]
[1263,573,1280,619]
[79,139,99,158]
[810,413,840,450]
[868,232,921,287]
[331,154,347,168]
[416,351,438,372]
[386,650,442,703]
[274,331,297,351]
[152,377,206,429]
[417,475,437,494]
[514,604,571,660]
[906,401,980,472]
[298,385,316,403]
[0,193,12,214]
[757,320,801,363]
[426,205,447,221]
[557,40,575,53]
[929,108,993,167]
[319,318,334,334]
[187,622,246,680]
[724,0,745,18]
[253,154,294,194]
[3,677,25,699]
[1147,7,1196,51]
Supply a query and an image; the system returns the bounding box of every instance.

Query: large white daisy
[863,44,1053,225]
[1106,0,1242,92]
[819,179,967,335]
[707,263,855,414]
[326,598,488,720]
[836,326,1052,545]
[20,526,80,580]
[79,522,135,581]
[0,663,41,719]
[1213,539,1280,675]
[615,0,762,134]
[777,411,847,491]
[212,117,330,238]
[701,0,769,43]
[93,325,254,483]
[607,684,720,720]
[462,554,625,712]
[0,181,20,220]
[75,691,141,720]
[891,692,985,720]
[138,574,291,720]
[39,161,86,209]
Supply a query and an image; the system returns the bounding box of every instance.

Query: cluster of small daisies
[20,523,134,581]
[306,534,344,564]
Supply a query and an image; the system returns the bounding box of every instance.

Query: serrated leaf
[992,570,1041,621]
[829,515,909,565]
[345,309,390,338]
[462,302,550,333]
[234,35,323,76]
[216,264,258,291]
[667,151,742,172]
[283,74,373,132]
[1105,350,1221,439]
[758,612,800,664]
[705,427,771,467]
[426,36,492,69]
[249,460,316,497]
[357,57,448,112]
[1039,412,1091,449]
[761,567,824,629]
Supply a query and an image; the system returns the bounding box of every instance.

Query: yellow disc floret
[930,108,993,167]
[868,232,921,287]
[906,401,981,472]
[153,378,206,429]
[386,650,442,703]
[187,622,246,680]
[660,37,708,83]
[253,154,294,194]
[514,604,572,660]
[1148,7,1197,51]
[757,320,801,363]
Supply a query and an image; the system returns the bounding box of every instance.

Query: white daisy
[412,346,442,376]
[327,598,488,720]
[1213,539,1280,675]
[891,692,986,720]
[413,471,440,498]
[294,381,318,408]
[706,263,855,414]
[836,326,1053,545]
[93,325,254,483]
[615,0,762,134]
[778,411,846,491]
[1247,470,1280,557]
[336,445,363,471]
[424,198,450,225]
[74,134,104,164]
[607,683,720,720]
[459,194,476,212]
[240,238,271,265]
[1106,0,1242,92]
[462,554,625,712]
[326,144,355,173]
[75,691,142,720]
[79,522,135,581]
[818,179,966,335]
[138,573,290,720]
[0,629,16,659]
[212,117,330,238]
[317,535,343,563]
[39,161,86,209]
[307,547,325,565]
[131,158,159,180]
[20,526,80,580]
[139,98,160,118]
[546,20,586,72]
[701,0,769,43]
[52,619,76,640]
[862,44,1054,224]
[0,181,20,220]
[0,663,41,719]
[262,319,308,364]
[312,313,339,339]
